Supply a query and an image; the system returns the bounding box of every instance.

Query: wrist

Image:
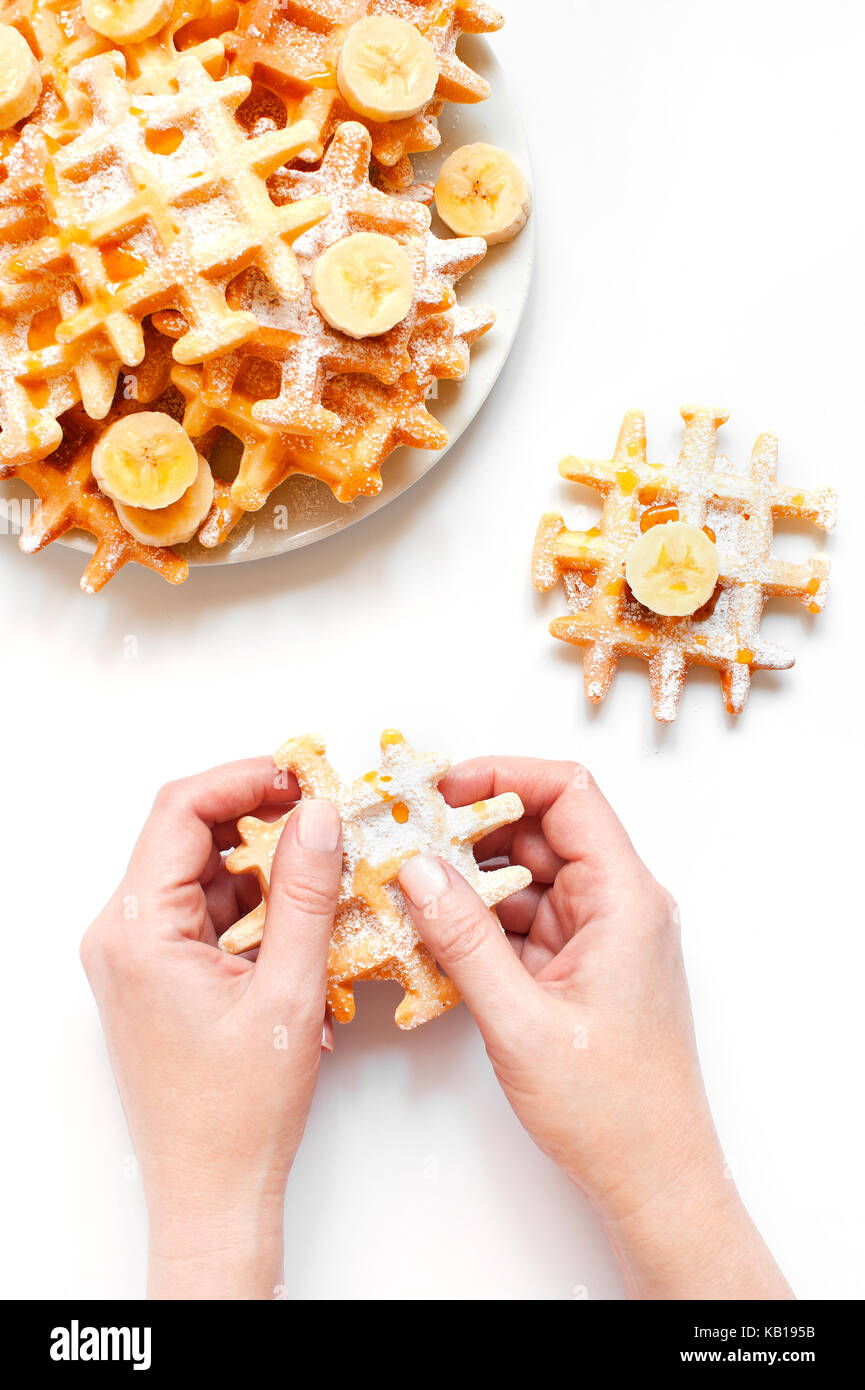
[146,1166,288,1300]
[600,1157,793,1300]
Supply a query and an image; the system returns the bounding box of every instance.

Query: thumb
[398,855,536,1051]
[253,799,342,1009]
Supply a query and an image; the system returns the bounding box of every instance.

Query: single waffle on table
[219,729,530,1030]
[533,407,837,721]
[224,0,503,188]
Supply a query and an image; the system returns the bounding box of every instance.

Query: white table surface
[1,0,862,1301]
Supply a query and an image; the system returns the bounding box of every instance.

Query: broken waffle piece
[219,730,531,1030]
[533,406,837,721]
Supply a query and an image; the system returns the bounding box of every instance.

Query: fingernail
[296,799,340,851]
[399,854,449,907]
[321,1024,333,1054]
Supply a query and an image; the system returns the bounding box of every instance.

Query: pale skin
[81,755,792,1301]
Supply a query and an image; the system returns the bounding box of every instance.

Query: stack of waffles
[0,0,504,590]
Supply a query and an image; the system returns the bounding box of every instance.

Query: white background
[1,0,863,1300]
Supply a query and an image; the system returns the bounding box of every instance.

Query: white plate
[2,36,533,570]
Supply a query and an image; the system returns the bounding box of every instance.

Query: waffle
[0,6,504,589]
[185,300,493,545]
[0,0,235,125]
[12,432,188,592]
[224,0,503,186]
[5,340,193,591]
[0,50,331,371]
[0,0,110,131]
[0,121,121,467]
[0,303,104,471]
[533,406,837,721]
[219,729,530,1029]
[160,120,485,444]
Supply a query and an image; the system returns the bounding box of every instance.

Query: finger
[398,856,538,1051]
[204,863,248,936]
[199,843,222,886]
[235,867,263,917]
[252,800,342,1009]
[214,863,265,923]
[473,818,565,884]
[130,758,299,887]
[495,881,545,935]
[521,892,573,976]
[440,757,635,865]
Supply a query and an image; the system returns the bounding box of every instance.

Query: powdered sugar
[534,408,837,721]
[220,731,530,1028]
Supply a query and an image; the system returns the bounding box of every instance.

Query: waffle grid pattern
[533,407,837,721]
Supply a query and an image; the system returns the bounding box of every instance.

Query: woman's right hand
[398,757,792,1300]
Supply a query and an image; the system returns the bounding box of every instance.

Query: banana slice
[92,412,199,510]
[82,0,173,44]
[435,143,531,245]
[0,25,41,129]
[625,521,720,617]
[114,454,214,547]
[311,231,413,339]
[337,15,439,122]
